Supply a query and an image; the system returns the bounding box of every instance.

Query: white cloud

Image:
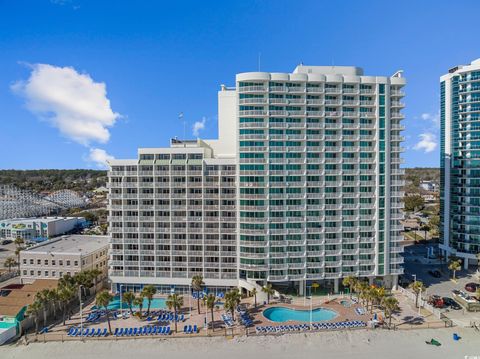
[87,148,114,168]
[420,112,440,127]
[413,133,437,153]
[192,117,206,137]
[12,63,120,146]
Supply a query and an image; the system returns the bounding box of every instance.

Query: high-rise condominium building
[108,64,405,294]
[440,59,480,268]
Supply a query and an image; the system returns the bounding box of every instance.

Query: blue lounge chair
[94,328,101,336]
[165,326,171,335]
[157,326,164,334]
[151,326,157,335]
[192,324,198,333]
[133,328,138,336]
[146,326,151,335]
[67,327,75,336]
[183,325,188,334]
[146,316,152,322]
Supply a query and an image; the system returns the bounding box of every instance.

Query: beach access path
[1,327,479,359]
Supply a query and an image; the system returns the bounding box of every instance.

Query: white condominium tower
[440,59,480,268]
[108,64,406,294]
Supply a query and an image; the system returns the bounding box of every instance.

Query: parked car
[465,283,479,293]
[442,297,462,310]
[428,270,442,278]
[1,239,12,245]
[427,295,445,308]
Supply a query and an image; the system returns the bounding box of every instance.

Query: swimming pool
[92,296,166,310]
[263,307,338,323]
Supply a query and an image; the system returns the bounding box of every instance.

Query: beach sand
[1,327,479,359]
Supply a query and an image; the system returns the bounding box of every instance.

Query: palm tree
[35,289,51,328]
[262,284,275,305]
[381,296,400,328]
[251,288,257,308]
[122,291,136,316]
[203,293,216,331]
[448,259,461,280]
[191,275,204,313]
[96,290,114,334]
[141,285,157,316]
[58,285,74,325]
[14,247,23,272]
[224,288,241,320]
[48,288,60,319]
[370,287,386,312]
[133,295,144,317]
[73,272,91,300]
[58,273,76,291]
[409,281,426,308]
[355,281,369,306]
[342,276,358,298]
[88,268,102,295]
[3,257,17,272]
[166,293,184,333]
[26,301,42,334]
[14,237,24,272]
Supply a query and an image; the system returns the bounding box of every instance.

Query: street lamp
[119,284,124,318]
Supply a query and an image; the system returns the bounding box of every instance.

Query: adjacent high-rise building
[440,59,480,268]
[108,64,406,294]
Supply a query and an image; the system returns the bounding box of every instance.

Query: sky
[0,0,479,169]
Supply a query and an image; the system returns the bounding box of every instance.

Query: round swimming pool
[263,306,338,323]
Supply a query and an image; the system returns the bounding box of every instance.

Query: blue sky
[0,0,479,169]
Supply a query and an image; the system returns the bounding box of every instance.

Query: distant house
[420,181,437,192]
[401,219,421,231]
[93,186,108,194]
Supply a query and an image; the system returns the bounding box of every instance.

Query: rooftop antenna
[258,52,261,71]
[179,112,185,146]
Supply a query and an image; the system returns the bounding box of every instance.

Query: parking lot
[403,243,479,298]
[0,241,17,271]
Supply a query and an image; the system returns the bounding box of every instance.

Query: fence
[25,327,243,343]
[0,270,19,283]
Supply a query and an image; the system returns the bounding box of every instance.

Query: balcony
[238,86,266,93]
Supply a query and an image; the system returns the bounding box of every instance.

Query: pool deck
[250,297,368,327]
[34,295,372,341]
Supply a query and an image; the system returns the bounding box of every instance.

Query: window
[23,259,26,264]
[30,259,33,265]
[66,260,71,266]
[44,271,49,277]
[30,270,34,275]
[59,260,63,266]
[52,260,56,265]
[74,261,78,266]
[23,270,27,275]
[59,272,63,277]
[52,271,56,277]
[37,259,41,265]
[37,271,41,276]
[44,259,48,265]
